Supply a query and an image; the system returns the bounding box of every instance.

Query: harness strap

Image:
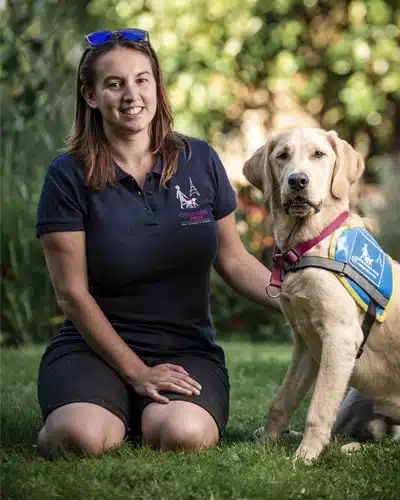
[357,300,376,359]
[285,255,386,359]
[288,256,388,308]
[267,211,350,296]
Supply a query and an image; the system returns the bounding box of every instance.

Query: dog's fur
[243,128,400,462]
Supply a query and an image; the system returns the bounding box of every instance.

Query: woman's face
[84,46,158,138]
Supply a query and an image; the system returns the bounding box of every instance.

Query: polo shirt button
[138,190,142,196]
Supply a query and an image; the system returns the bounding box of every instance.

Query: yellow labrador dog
[243,128,400,462]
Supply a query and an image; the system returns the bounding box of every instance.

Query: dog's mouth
[283,197,322,216]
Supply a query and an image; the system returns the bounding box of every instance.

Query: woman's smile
[121,106,144,116]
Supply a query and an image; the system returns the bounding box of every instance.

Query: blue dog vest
[328,227,396,322]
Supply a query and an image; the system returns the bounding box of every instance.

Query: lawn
[1,341,399,499]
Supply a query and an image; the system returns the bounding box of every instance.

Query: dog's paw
[253,427,303,442]
[252,427,281,442]
[282,429,303,442]
[340,442,362,454]
[294,445,321,464]
[252,427,268,441]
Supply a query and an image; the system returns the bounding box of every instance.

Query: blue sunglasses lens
[119,29,148,42]
[86,31,113,45]
[85,29,148,46]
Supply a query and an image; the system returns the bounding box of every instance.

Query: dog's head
[243,128,365,217]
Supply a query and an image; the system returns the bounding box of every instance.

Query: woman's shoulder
[48,151,81,170]
[46,151,85,182]
[176,133,211,151]
[175,133,216,162]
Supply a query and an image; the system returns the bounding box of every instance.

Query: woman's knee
[38,403,125,457]
[159,419,218,451]
[142,402,219,451]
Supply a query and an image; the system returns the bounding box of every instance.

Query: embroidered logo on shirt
[174,178,212,226]
[175,177,200,209]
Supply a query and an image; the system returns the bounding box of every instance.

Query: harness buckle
[282,249,300,272]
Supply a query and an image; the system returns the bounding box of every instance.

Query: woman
[36,28,280,457]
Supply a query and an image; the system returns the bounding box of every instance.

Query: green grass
[1,342,399,499]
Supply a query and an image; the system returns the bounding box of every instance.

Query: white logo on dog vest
[350,234,384,284]
[330,227,395,322]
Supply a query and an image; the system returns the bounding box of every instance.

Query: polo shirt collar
[115,153,162,182]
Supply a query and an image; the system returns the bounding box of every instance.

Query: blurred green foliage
[1,0,399,345]
[89,0,400,155]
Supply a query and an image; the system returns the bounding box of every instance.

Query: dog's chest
[280,268,356,350]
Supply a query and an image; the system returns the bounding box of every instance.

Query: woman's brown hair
[68,35,190,190]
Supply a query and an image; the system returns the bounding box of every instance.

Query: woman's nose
[122,82,139,101]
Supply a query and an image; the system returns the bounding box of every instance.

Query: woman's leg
[37,344,131,457]
[142,400,219,451]
[38,402,125,457]
[138,353,229,451]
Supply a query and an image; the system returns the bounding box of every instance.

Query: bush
[1,109,70,346]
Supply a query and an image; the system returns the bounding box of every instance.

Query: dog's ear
[243,137,277,200]
[327,131,365,199]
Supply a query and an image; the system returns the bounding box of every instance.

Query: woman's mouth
[121,106,143,116]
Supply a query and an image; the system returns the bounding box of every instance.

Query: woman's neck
[104,126,153,173]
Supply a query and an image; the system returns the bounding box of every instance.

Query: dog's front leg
[264,335,318,440]
[295,336,357,463]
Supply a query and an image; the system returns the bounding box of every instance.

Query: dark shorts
[37,342,230,438]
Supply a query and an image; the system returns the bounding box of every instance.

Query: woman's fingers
[157,381,197,396]
[166,363,189,375]
[137,364,202,402]
[171,377,201,395]
[161,364,202,391]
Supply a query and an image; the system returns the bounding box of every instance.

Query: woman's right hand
[128,363,202,404]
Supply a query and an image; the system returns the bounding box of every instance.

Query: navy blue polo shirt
[36,136,237,363]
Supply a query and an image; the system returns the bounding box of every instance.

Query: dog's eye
[276,151,289,160]
[313,150,326,159]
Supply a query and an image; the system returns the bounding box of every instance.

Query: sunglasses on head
[85,28,149,46]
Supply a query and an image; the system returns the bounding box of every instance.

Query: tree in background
[88,1,400,161]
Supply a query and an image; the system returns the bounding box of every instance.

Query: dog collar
[267,211,349,298]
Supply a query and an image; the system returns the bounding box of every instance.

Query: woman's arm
[41,232,201,402]
[214,213,281,311]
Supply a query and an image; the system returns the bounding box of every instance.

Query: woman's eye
[109,82,121,88]
[137,78,148,84]
[276,151,289,160]
[313,150,326,158]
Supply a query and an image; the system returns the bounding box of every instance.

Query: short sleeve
[35,154,88,238]
[209,146,237,220]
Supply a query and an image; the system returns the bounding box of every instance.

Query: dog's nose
[288,173,309,191]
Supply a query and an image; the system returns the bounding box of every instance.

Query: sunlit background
[1,0,399,346]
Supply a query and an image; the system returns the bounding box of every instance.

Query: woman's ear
[81,85,98,109]
[327,131,365,200]
[243,136,277,200]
